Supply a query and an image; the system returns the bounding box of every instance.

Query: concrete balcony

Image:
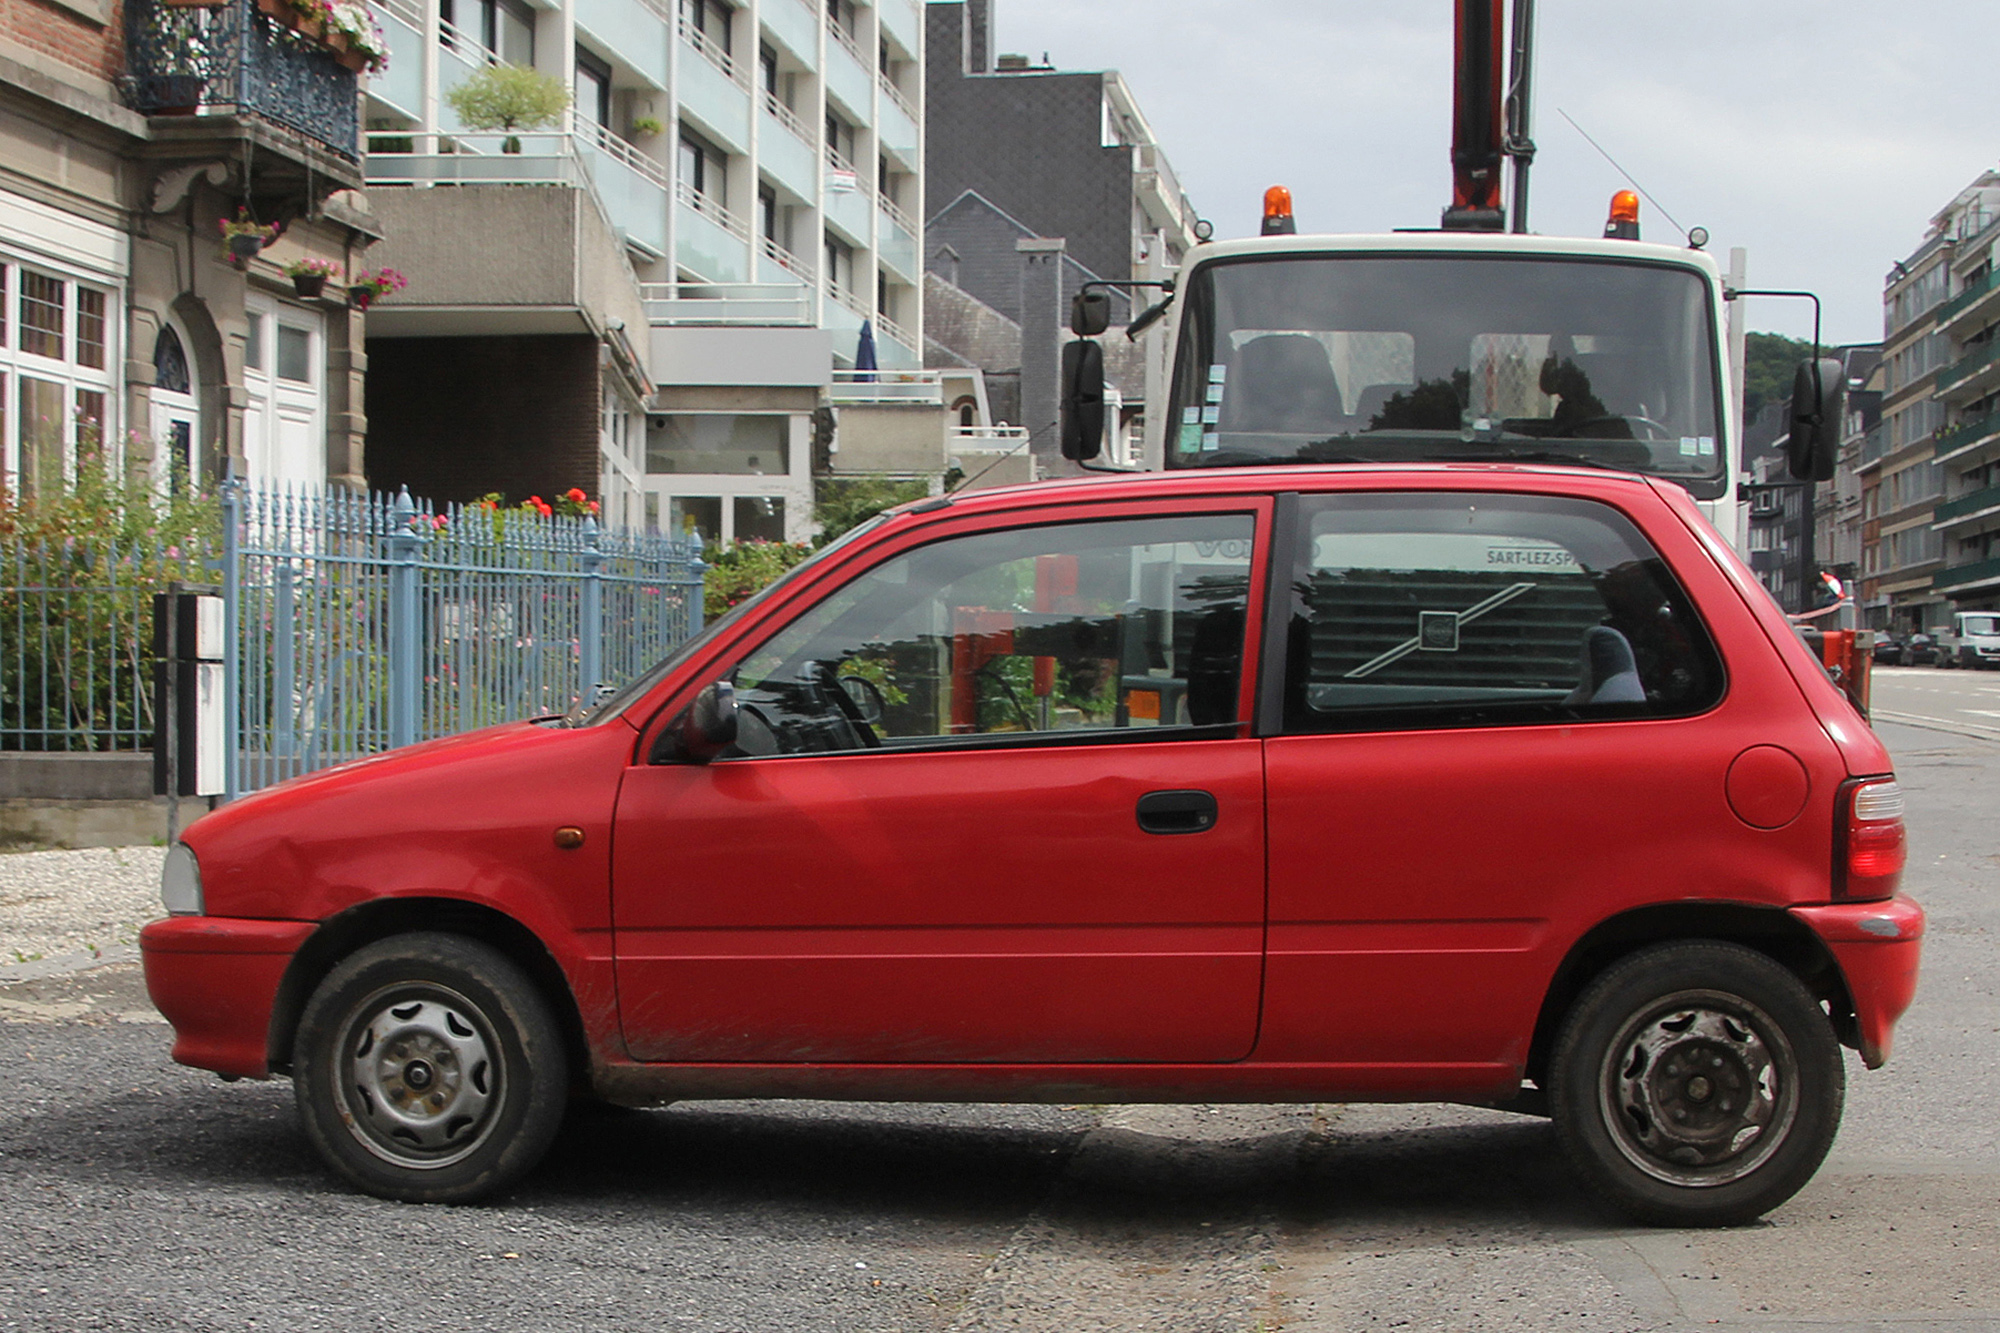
[828,370,941,404]
[756,238,815,286]
[761,0,820,70]
[678,18,751,151]
[1935,338,2000,405]
[1935,408,2000,467]
[642,280,812,326]
[360,179,646,367]
[366,131,667,261]
[823,21,873,120]
[878,200,918,281]
[874,313,919,367]
[577,0,670,88]
[1937,270,2000,339]
[372,0,423,118]
[1932,484,2000,532]
[824,159,873,244]
[878,0,921,61]
[759,95,820,200]
[1934,554,2000,595]
[876,76,919,159]
[675,181,752,282]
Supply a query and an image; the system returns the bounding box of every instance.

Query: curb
[0,943,139,985]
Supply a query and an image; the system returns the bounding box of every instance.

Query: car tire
[293,932,568,1203]
[1549,941,1843,1228]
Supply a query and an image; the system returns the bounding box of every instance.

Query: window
[245,312,265,371]
[760,42,778,98]
[824,110,852,168]
[680,132,725,208]
[647,414,787,474]
[725,513,1256,757]
[276,324,313,384]
[824,235,851,297]
[154,324,191,393]
[759,183,778,243]
[734,495,785,542]
[3,260,117,495]
[669,495,721,544]
[575,47,611,129]
[1279,493,1724,733]
[681,0,730,56]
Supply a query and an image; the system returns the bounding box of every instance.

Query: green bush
[702,539,814,620]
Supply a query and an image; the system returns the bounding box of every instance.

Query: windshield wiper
[1431,448,1631,471]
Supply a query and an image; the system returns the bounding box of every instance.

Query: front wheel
[1550,941,1843,1227]
[293,932,568,1203]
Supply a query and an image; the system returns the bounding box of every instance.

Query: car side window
[723,513,1257,756]
[1281,492,1723,733]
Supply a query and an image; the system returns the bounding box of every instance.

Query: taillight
[1836,777,1906,900]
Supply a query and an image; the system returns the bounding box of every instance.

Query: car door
[1254,488,1835,1076]
[612,500,1272,1064]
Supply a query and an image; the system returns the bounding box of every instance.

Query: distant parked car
[1902,633,1939,667]
[1872,634,1906,666]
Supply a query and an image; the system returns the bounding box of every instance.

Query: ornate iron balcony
[124,0,359,160]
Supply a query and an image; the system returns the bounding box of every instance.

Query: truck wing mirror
[1061,339,1105,461]
[1070,290,1111,337]
[658,679,737,763]
[1786,356,1843,482]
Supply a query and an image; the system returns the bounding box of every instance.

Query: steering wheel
[813,661,881,749]
[1624,415,1675,442]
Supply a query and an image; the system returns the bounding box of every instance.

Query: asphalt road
[0,720,1994,1332]
[1870,663,2000,743]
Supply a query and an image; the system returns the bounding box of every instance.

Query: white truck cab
[1938,610,2000,669]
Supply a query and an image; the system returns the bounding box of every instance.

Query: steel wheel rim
[330,982,503,1171]
[1595,987,1800,1188]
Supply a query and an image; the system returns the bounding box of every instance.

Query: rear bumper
[1790,895,1925,1069]
[140,916,316,1079]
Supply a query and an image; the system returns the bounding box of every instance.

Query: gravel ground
[0,846,163,977]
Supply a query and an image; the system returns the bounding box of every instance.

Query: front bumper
[140,916,316,1079]
[1790,895,1925,1069]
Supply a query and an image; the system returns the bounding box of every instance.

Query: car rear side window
[1279,492,1723,733]
[726,513,1257,755]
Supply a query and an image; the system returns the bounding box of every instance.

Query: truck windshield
[1166,253,1726,499]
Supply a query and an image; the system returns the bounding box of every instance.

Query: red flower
[565,487,587,503]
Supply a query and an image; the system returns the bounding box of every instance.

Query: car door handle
[1136,788,1218,835]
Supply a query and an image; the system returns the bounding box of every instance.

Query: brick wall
[363,335,603,506]
[925,1,1135,286]
[3,0,125,83]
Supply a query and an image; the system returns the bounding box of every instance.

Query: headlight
[161,843,204,916]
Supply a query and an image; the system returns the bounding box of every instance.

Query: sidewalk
[0,845,164,983]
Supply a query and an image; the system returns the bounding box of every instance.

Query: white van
[1937,611,2000,669]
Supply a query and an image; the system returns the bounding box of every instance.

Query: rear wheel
[293,932,568,1203]
[1550,941,1843,1227]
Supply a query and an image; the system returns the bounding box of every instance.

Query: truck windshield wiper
[1432,448,1630,471]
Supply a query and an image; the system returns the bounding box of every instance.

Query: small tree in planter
[445,63,570,154]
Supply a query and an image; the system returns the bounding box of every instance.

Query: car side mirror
[1786,356,1843,482]
[1061,339,1105,461]
[659,679,737,763]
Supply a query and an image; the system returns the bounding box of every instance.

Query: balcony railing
[878,192,916,235]
[829,369,941,404]
[826,18,865,65]
[1933,484,2000,527]
[826,281,869,319]
[1936,338,2000,395]
[876,311,915,350]
[764,92,812,144]
[642,281,813,326]
[1934,408,2000,463]
[123,0,359,159]
[680,17,749,88]
[583,121,669,188]
[676,178,751,243]
[761,235,814,280]
[1934,554,2000,593]
[1937,270,2000,326]
[1858,424,1889,469]
[951,425,1030,447]
[878,72,916,122]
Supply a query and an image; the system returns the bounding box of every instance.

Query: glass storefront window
[646,415,789,475]
[734,495,786,542]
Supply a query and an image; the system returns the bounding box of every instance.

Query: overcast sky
[986,0,2000,348]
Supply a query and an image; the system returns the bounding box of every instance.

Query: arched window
[154,325,191,395]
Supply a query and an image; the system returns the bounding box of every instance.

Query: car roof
[895,462,1659,524]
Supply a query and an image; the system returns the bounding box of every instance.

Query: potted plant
[219,209,278,267]
[630,116,663,139]
[444,62,570,154]
[348,267,408,310]
[286,257,342,299]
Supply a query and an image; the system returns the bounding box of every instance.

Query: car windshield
[1962,615,2000,635]
[1165,253,1726,499]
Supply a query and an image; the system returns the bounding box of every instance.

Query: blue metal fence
[1,484,703,795]
[224,484,703,797]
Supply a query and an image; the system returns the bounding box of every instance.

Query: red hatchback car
[142,466,1922,1226]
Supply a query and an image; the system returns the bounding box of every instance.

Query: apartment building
[358,0,927,542]
[1927,172,2000,616]
[3,0,375,498]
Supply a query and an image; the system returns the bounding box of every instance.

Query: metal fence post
[387,488,422,750]
[274,562,296,760]
[689,551,707,634]
[579,516,604,700]
[221,479,242,802]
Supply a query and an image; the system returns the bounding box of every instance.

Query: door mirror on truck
[1787,356,1844,482]
[1061,339,1105,461]
[1070,289,1111,337]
